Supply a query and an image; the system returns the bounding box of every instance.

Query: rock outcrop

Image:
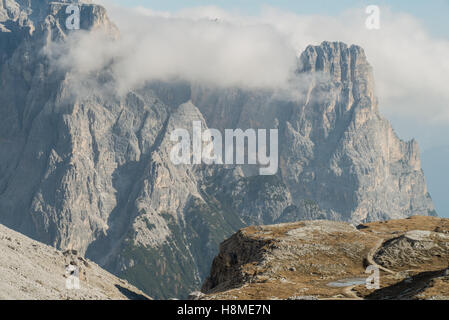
[0,1,436,299]
[201,216,449,300]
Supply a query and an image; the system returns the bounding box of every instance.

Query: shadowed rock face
[0,1,436,299]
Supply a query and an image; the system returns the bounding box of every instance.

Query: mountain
[421,145,449,217]
[0,222,149,299]
[0,1,436,299]
[201,216,449,300]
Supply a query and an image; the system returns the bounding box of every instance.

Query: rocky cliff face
[193,42,434,225]
[0,1,436,299]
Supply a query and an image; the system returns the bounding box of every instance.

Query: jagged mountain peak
[298,41,375,103]
[299,41,370,73]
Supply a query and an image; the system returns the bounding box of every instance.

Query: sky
[93,0,449,216]
[111,0,449,39]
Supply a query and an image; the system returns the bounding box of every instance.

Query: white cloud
[57,2,449,126]
[53,4,297,93]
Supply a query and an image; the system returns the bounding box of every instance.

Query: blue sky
[113,0,449,39]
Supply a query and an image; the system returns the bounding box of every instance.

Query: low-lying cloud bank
[49,7,298,93]
[55,2,449,128]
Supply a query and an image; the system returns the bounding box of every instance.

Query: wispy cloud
[54,2,449,127]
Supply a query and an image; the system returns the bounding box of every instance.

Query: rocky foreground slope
[0,223,149,300]
[201,216,449,300]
